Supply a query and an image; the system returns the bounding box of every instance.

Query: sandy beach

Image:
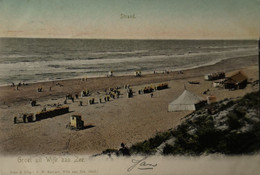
[0,55,258,155]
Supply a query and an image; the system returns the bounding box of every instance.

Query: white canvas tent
[168,90,205,111]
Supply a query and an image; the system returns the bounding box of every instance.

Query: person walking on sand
[151,93,153,98]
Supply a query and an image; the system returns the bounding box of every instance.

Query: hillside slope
[129,90,260,155]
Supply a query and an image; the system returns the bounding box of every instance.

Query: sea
[0,38,257,86]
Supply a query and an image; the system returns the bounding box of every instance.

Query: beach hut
[108,70,114,77]
[69,115,84,130]
[213,80,224,88]
[204,72,225,81]
[135,71,142,77]
[224,71,248,89]
[168,90,205,111]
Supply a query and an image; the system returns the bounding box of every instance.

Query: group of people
[37,87,43,92]
[11,81,28,90]
[123,84,131,89]
[81,90,90,97]
[81,77,88,81]
[136,83,169,99]
[139,86,155,94]
[177,70,184,74]
[11,82,28,87]
[63,82,164,108]
[63,87,122,106]
[64,93,77,104]
[106,87,121,99]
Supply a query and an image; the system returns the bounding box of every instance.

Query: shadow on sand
[83,124,95,130]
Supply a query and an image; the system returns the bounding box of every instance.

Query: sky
[0,0,259,39]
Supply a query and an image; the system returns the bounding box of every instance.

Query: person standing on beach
[119,143,130,156]
[23,115,26,123]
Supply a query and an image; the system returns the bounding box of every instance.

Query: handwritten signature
[127,156,157,172]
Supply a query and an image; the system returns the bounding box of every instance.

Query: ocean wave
[91,50,149,55]
[0,39,257,85]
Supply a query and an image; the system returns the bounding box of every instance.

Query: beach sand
[0,55,258,155]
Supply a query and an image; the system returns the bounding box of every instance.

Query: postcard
[0,0,259,174]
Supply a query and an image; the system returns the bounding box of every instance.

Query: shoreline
[0,48,257,87]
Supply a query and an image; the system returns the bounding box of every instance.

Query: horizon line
[0,36,258,41]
